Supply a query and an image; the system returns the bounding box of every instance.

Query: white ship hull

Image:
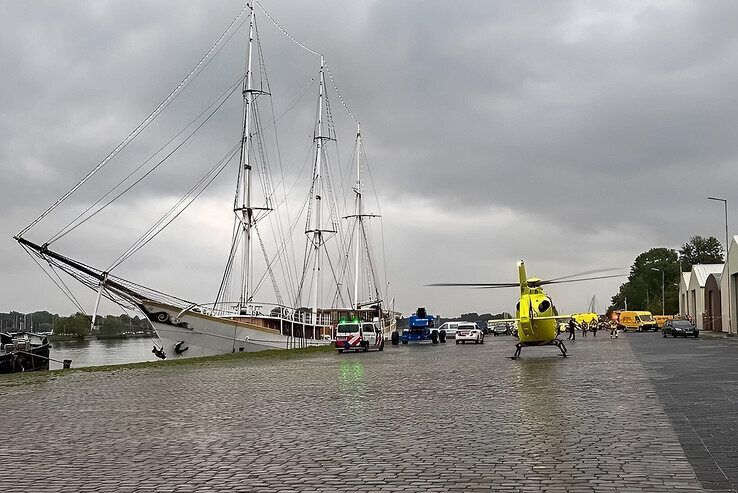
[142,302,328,359]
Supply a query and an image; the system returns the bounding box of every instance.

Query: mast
[239,5,256,311]
[353,124,362,310]
[344,125,381,311]
[233,4,271,314]
[309,55,327,332]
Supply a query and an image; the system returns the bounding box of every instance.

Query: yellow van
[572,312,599,325]
[653,315,674,329]
[617,311,658,332]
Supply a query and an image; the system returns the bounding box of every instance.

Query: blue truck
[391,307,447,345]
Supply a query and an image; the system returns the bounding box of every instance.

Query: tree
[679,236,724,272]
[610,247,680,314]
[53,312,91,337]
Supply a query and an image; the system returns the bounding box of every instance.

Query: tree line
[0,311,153,338]
[608,235,724,315]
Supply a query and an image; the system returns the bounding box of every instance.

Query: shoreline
[0,344,334,385]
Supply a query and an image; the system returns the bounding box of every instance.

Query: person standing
[609,319,618,338]
[567,317,577,340]
[592,321,598,337]
[582,321,588,337]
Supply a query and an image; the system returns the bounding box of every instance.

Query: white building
[679,272,691,317]
[720,235,738,334]
[687,264,724,329]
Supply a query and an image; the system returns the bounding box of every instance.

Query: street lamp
[651,267,665,316]
[708,197,731,333]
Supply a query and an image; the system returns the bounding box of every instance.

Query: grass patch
[0,344,334,387]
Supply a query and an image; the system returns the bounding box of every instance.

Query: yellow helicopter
[429,261,622,359]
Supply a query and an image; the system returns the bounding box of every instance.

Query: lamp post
[651,267,665,316]
[708,197,731,333]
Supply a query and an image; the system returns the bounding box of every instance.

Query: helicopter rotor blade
[473,284,521,289]
[544,267,622,283]
[426,282,519,288]
[540,273,624,286]
[427,268,625,289]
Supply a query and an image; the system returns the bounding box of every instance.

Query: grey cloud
[2,0,736,315]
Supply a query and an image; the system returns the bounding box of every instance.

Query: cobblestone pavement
[0,333,714,492]
[629,332,738,492]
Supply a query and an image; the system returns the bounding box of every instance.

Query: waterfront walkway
[2,331,736,492]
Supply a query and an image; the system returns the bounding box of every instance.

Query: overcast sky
[2,0,738,318]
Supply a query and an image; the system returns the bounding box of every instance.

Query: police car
[455,323,485,344]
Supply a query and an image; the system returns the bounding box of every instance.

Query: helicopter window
[538,299,551,312]
[516,301,520,311]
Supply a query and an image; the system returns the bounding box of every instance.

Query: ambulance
[334,320,384,353]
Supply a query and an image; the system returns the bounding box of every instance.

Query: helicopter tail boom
[517,260,527,290]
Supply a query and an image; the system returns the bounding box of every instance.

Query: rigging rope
[259,25,301,307]
[324,246,346,309]
[254,223,283,305]
[254,0,321,57]
[18,4,250,238]
[252,189,312,302]
[108,142,241,271]
[333,219,357,308]
[215,218,242,309]
[361,140,390,304]
[21,245,88,314]
[47,77,244,245]
[325,63,359,125]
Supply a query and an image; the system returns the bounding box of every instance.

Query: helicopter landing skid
[510,339,568,359]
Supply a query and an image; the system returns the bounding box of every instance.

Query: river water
[48,337,160,370]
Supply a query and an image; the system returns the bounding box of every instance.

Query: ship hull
[141,301,328,358]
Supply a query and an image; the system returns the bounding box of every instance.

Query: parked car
[455,323,484,344]
[662,319,699,338]
[490,323,511,336]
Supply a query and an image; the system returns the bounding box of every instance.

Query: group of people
[564,317,619,340]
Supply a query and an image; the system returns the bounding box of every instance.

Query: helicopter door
[518,296,534,337]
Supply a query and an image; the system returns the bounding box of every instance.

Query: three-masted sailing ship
[15,3,399,359]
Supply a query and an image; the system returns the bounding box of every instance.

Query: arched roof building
[687,264,723,329]
[704,273,722,331]
[719,235,738,334]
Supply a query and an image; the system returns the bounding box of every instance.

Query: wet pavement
[1,331,735,492]
[629,332,738,492]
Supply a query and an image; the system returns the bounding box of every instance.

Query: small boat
[0,332,52,374]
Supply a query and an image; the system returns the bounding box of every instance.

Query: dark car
[663,319,699,338]
[490,323,511,336]
[476,321,490,335]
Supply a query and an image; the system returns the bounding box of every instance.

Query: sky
[2,0,738,319]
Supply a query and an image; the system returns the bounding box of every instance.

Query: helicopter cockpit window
[538,299,551,312]
[516,301,521,311]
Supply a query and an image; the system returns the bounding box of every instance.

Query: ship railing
[201,301,333,327]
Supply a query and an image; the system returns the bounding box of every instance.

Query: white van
[437,321,475,339]
[334,321,384,352]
